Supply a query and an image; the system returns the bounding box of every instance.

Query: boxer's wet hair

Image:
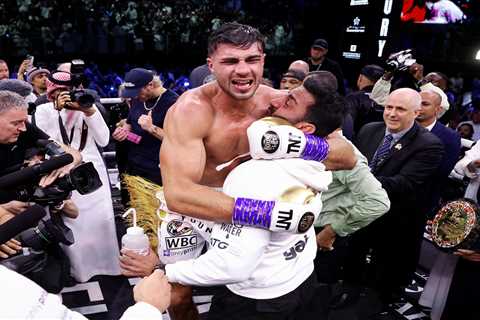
[208,22,265,55]
[303,73,345,137]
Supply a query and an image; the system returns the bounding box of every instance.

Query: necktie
[370,134,393,171]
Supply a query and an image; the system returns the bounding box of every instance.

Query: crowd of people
[1,20,480,320]
[0,0,294,58]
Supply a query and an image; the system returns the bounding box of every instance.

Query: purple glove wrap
[232,197,275,229]
[302,134,329,162]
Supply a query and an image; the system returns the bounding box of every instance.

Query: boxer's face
[0,108,28,143]
[207,43,265,100]
[271,86,314,124]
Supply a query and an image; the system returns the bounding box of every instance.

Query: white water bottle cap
[126,226,144,235]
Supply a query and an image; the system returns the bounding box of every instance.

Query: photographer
[34,70,121,283]
[0,90,81,200]
[0,90,81,263]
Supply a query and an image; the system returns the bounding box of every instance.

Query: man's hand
[316,225,336,251]
[0,210,14,225]
[17,59,31,80]
[133,269,171,312]
[0,239,22,258]
[138,111,154,133]
[454,249,480,262]
[466,159,480,176]
[112,122,132,142]
[409,63,424,82]
[0,201,31,215]
[119,248,159,277]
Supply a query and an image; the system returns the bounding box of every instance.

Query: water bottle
[121,208,149,256]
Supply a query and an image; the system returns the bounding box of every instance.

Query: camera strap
[58,115,88,152]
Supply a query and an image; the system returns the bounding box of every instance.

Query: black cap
[312,39,329,50]
[121,68,154,98]
[281,69,307,81]
[360,64,385,82]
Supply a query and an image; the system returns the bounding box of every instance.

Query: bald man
[342,88,444,310]
[288,60,309,75]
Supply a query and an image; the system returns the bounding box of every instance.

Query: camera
[69,89,95,108]
[0,145,102,288]
[16,162,102,207]
[19,212,74,250]
[386,49,416,72]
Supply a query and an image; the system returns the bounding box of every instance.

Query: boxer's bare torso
[160,77,280,221]
[189,83,277,186]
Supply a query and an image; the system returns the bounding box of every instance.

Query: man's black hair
[306,71,338,93]
[208,22,265,56]
[303,73,346,137]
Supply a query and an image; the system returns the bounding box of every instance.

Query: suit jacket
[428,121,461,214]
[355,122,445,240]
[354,121,444,288]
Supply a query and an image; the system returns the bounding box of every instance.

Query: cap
[26,67,50,83]
[360,64,385,82]
[281,69,307,81]
[312,39,329,50]
[0,79,33,97]
[121,68,154,98]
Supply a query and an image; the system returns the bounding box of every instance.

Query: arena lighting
[476,49,480,61]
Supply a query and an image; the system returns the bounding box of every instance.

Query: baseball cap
[312,39,329,50]
[360,64,385,82]
[121,68,154,98]
[281,69,307,82]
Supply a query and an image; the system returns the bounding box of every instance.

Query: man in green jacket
[314,129,390,284]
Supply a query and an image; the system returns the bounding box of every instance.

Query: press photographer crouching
[34,70,122,283]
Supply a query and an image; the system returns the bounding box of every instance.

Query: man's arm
[321,153,390,237]
[322,135,356,170]
[160,99,234,222]
[166,225,269,286]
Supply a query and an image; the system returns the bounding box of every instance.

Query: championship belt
[431,199,480,251]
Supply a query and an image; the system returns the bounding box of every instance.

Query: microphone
[0,153,74,189]
[0,205,46,244]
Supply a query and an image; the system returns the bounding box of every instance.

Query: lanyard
[58,114,88,152]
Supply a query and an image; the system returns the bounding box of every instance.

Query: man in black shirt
[305,39,345,95]
[113,68,178,185]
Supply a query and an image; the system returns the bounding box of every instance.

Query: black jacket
[352,121,444,291]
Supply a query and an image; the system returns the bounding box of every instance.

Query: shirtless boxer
[160,22,355,231]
